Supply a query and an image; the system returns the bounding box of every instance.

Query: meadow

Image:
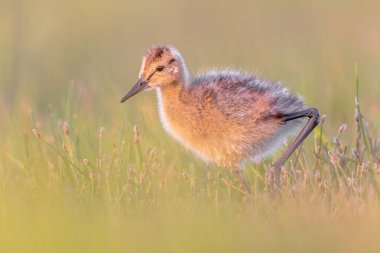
[1,0,380,252]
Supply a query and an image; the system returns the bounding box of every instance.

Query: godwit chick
[120,45,319,193]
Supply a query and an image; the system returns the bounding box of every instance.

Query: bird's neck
[157,79,194,123]
[156,57,194,124]
[159,81,187,104]
[155,81,187,137]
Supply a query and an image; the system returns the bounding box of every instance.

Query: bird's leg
[233,169,252,197]
[272,108,320,192]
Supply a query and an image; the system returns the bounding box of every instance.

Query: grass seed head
[99,127,106,138]
[62,121,70,135]
[133,125,139,144]
[321,114,327,124]
[328,151,339,165]
[338,123,347,135]
[32,128,41,138]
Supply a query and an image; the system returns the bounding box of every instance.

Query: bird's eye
[156,66,165,72]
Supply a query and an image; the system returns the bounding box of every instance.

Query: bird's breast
[156,87,250,167]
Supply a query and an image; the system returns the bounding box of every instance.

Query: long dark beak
[120,78,149,103]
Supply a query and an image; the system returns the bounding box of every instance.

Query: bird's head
[120,45,188,103]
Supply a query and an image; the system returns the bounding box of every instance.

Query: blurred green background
[1,0,380,252]
[1,0,380,126]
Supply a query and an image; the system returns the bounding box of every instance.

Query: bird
[120,45,319,194]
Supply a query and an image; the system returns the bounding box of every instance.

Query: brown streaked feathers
[123,45,306,171]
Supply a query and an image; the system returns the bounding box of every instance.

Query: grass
[1,0,380,252]
[0,69,380,252]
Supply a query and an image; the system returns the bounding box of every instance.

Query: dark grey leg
[273,108,320,191]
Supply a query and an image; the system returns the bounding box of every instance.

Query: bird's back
[190,69,304,118]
